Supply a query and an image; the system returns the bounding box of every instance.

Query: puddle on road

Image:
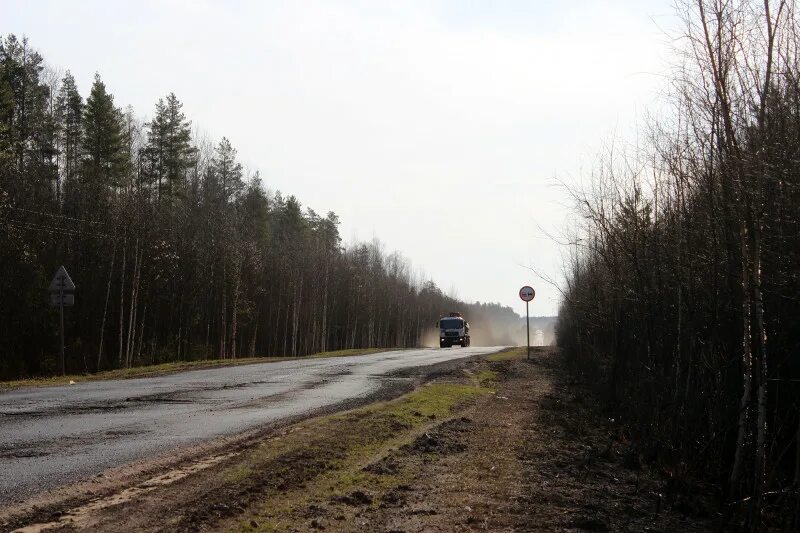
[0,428,148,459]
[0,447,49,459]
[0,402,131,417]
[1,381,279,417]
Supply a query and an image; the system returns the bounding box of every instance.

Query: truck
[437,312,471,348]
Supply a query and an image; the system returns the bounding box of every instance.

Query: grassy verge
[486,345,550,361]
[208,378,494,531]
[0,348,403,390]
[309,348,391,359]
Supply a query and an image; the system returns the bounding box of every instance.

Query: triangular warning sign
[49,265,76,291]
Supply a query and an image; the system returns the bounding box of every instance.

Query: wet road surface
[0,346,505,505]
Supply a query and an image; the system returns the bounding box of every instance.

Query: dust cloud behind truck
[418,303,556,348]
[437,312,471,348]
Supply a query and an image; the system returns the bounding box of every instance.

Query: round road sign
[519,286,535,302]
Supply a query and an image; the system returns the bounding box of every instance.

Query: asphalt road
[0,346,505,505]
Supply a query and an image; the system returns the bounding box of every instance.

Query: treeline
[0,35,504,379]
[557,0,799,528]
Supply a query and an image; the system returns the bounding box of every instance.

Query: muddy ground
[5,347,721,532]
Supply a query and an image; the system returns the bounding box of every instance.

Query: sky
[3,0,677,316]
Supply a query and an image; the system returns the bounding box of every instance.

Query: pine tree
[142,93,195,203]
[0,35,57,201]
[81,73,126,201]
[209,137,243,203]
[141,97,166,198]
[163,93,194,198]
[55,71,82,197]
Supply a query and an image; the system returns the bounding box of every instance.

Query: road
[0,346,504,505]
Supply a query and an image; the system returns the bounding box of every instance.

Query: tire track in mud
[13,451,238,533]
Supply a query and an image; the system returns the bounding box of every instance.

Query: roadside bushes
[556,1,800,529]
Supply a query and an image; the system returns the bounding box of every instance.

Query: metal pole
[59,286,65,376]
[526,300,530,360]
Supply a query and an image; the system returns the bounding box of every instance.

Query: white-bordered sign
[49,265,76,292]
[519,285,535,302]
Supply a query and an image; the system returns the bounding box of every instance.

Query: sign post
[49,266,75,376]
[519,285,535,360]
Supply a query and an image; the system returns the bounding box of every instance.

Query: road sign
[49,266,76,292]
[50,293,75,307]
[519,286,535,302]
[519,285,536,360]
[49,265,75,376]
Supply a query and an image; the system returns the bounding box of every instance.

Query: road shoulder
[226,346,720,531]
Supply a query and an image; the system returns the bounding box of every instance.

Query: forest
[0,34,520,380]
[556,0,799,529]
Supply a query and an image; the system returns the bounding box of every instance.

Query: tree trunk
[118,234,128,368]
[97,237,117,371]
[794,417,800,528]
[751,218,768,525]
[283,282,290,356]
[136,303,147,363]
[730,221,752,496]
[249,318,258,358]
[291,278,303,357]
[321,279,328,353]
[125,237,141,368]
[220,261,227,359]
[230,262,240,359]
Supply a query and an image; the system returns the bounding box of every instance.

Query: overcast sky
[5,0,677,316]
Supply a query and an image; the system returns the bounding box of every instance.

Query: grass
[225,465,254,484]
[485,345,553,361]
[474,369,500,386]
[0,348,403,390]
[361,382,489,425]
[309,348,394,359]
[228,379,493,531]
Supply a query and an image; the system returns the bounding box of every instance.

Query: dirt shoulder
[6,347,720,532]
[225,347,719,532]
